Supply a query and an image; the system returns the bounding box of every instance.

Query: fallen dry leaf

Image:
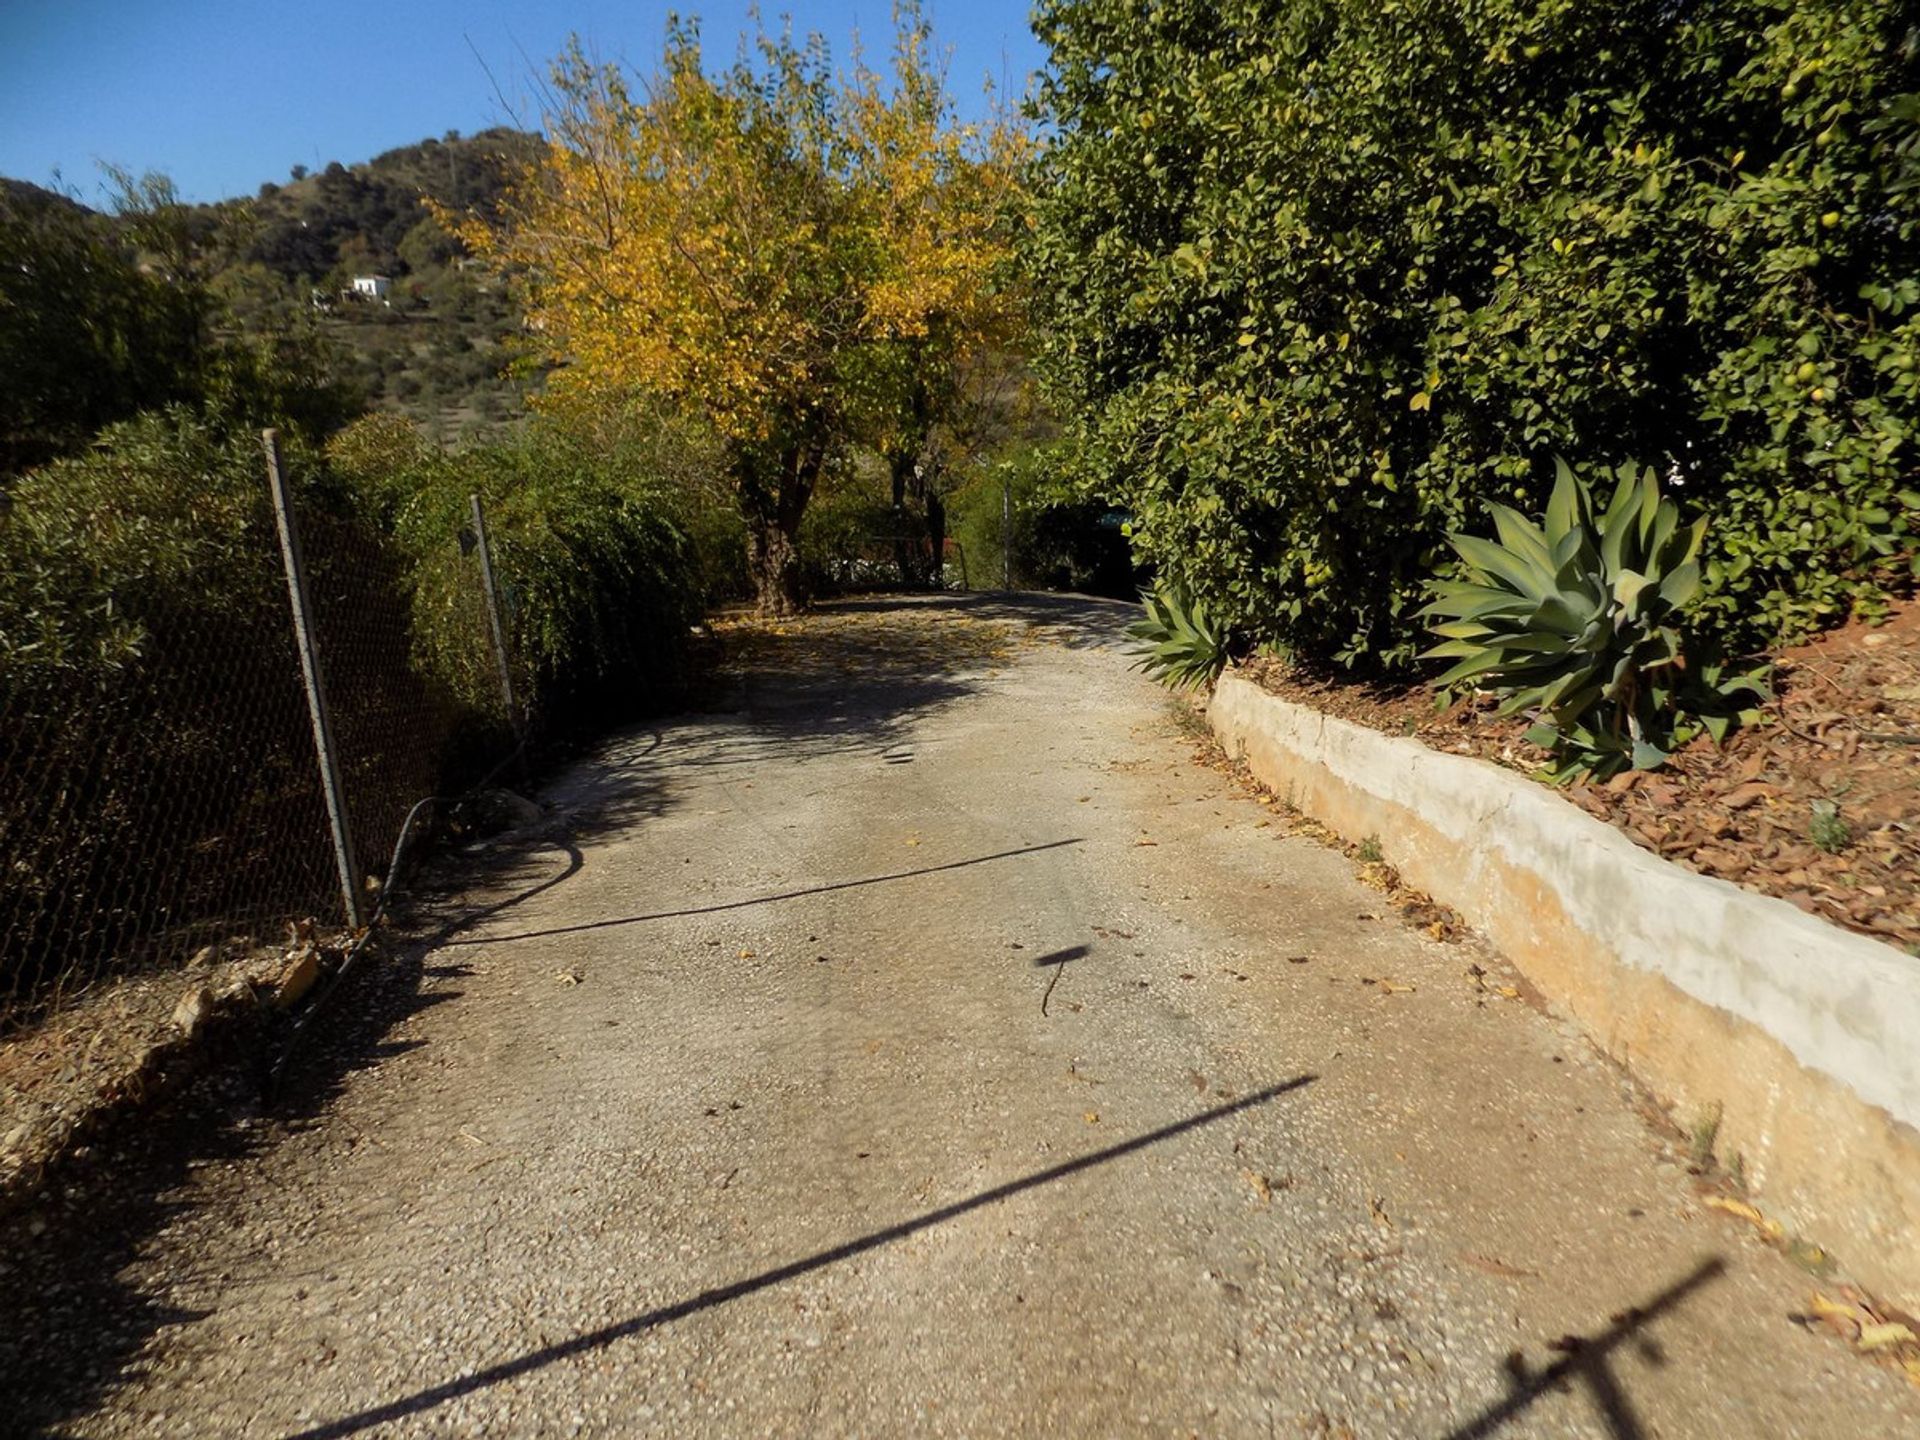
[1807,1291,1866,1341]
[1243,1168,1273,1207]
[1704,1194,1786,1240]
[1457,1252,1539,1280]
[1858,1321,1918,1351]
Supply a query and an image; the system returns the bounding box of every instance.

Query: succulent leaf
[1422,457,1768,780]
[1127,579,1231,690]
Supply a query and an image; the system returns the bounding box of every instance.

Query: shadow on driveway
[1442,1257,1728,1440]
[0,832,587,1438]
[448,837,1086,946]
[287,1075,1318,1440]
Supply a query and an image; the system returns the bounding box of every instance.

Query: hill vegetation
[0,174,355,473]
[209,128,546,439]
[2,128,546,468]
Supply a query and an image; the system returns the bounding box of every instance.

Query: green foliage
[1423,460,1767,779]
[795,467,915,595]
[0,183,211,472]
[682,501,751,605]
[1127,579,1232,691]
[0,410,299,687]
[1028,0,1920,671]
[0,175,359,474]
[0,411,397,997]
[949,445,1138,596]
[327,414,704,723]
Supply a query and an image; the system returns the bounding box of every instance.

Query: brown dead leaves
[1796,1287,1920,1388]
[1240,600,1920,952]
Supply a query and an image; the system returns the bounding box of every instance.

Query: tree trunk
[738,438,823,617]
[748,516,804,616]
[925,489,946,591]
[889,451,917,588]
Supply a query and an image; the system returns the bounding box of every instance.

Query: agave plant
[1421,460,1766,780]
[1128,579,1232,690]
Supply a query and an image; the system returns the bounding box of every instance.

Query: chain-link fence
[0,433,514,1040]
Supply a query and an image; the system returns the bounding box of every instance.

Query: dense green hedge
[0,408,710,1004]
[1029,0,1920,670]
[328,414,705,724]
[1,182,360,478]
[0,411,294,689]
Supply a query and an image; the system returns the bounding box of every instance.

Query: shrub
[1,176,358,477]
[0,411,416,1000]
[0,191,207,474]
[1422,460,1767,778]
[682,501,751,606]
[949,445,1139,597]
[796,468,914,595]
[327,414,704,726]
[1809,798,1853,854]
[1028,0,1920,671]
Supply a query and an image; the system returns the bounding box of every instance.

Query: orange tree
[1028,0,1920,669]
[451,9,1026,613]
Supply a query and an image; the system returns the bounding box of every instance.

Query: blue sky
[0,1,1045,205]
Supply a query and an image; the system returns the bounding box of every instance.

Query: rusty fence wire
[0,439,514,1041]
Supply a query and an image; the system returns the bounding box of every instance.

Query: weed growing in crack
[1809,799,1852,855]
[1689,1100,1724,1171]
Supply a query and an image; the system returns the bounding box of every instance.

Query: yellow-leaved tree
[450,6,1028,614]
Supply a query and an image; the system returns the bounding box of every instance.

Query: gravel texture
[2,593,1912,1438]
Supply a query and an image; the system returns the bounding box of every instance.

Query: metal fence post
[1002,473,1012,591]
[469,494,520,739]
[263,429,364,931]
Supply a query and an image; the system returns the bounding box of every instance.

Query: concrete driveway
[8,595,1913,1437]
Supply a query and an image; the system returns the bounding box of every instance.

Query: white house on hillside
[350,275,392,303]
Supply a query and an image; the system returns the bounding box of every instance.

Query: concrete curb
[1210,671,1920,1304]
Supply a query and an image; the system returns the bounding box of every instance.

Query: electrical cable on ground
[265,739,530,1098]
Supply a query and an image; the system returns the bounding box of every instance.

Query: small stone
[171,986,214,1038]
[276,949,322,1009]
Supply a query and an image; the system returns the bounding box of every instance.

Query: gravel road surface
[5,594,1913,1438]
